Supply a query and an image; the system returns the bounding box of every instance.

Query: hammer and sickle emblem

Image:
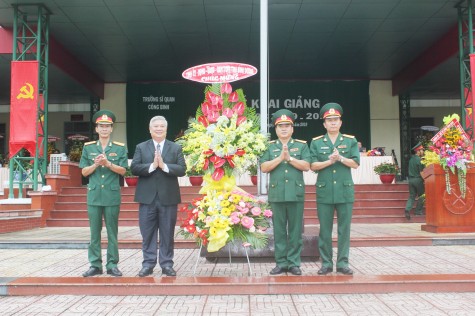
[16,82,35,100]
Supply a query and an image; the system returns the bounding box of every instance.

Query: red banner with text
[9,61,39,157]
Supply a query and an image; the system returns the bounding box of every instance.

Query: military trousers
[317,202,353,269]
[405,177,425,214]
[270,201,304,269]
[87,205,120,270]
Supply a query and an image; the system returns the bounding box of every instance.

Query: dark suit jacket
[130,139,186,205]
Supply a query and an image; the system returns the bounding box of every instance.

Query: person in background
[357,142,366,153]
[310,102,360,276]
[79,110,128,277]
[404,142,425,220]
[131,116,186,277]
[260,109,311,276]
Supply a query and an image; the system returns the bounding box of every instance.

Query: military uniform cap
[93,110,116,124]
[272,109,294,126]
[412,142,423,152]
[320,102,343,119]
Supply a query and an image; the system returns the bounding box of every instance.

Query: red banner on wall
[9,61,39,157]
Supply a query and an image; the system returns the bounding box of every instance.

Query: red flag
[9,61,39,157]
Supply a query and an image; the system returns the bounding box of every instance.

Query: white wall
[100,83,128,147]
[369,80,401,161]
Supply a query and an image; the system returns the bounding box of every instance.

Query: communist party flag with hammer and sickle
[9,61,39,158]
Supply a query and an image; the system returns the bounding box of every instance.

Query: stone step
[4,274,474,296]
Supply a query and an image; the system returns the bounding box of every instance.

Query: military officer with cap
[260,109,311,276]
[310,102,360,275]
[79,110,128,277]
[404,142,425,220]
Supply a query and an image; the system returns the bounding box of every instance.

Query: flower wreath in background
[177,83,272,252]
[422,113,473,198]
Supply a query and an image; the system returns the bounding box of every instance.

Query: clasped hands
[94,153,111,167]
[153,150,165,170]
[329,148,342,164]
[280,145,291,162]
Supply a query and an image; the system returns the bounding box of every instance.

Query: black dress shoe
[336,267,354,275]
[405,210,411,220]
[269,266,287,275]
[107,267,123,277]
[288,266,302,275]
[82,266,103,277]
[138,267,154,277]
[162,267,176,276]
[317,266,333,275]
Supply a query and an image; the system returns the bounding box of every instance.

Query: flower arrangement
[177,82,272,252]
[421,114,473,198]
[179,189,272,252]
[177,83,268,180]
[367,147,385,156]
[67,134,89,162]
[186,166,204,177]
[373,162,398,175]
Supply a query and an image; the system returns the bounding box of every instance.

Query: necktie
[157,143,161,154]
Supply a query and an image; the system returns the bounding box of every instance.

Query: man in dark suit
[130,116,186,277]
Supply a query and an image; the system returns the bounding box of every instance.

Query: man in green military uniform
[79,110,128,277]
[310,103,360,275]
[404,142,425,220]
[260,109,311,276]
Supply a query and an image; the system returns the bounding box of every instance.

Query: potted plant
[249,164,258,185]
[186,167,203,186]
[124,167,138,187]
[373,162,398,184]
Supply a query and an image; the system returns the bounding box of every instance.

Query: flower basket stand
[421,164,475,233]
[193,241,253,276]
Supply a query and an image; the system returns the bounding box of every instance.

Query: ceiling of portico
[0,0,466,104]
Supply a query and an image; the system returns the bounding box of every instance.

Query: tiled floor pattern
[1,292,475,315]
[1,224,475,315]
[1,223,474,244]
[0,245,474,278]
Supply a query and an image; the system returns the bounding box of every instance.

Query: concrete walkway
[0,223,475,315]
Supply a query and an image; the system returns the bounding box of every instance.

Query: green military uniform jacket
[79,140,128,206]
[260,138,311,202]
[310,133,360,204]
[408,155,424,179]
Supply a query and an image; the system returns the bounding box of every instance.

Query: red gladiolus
[210,155,225,168]
[203,158,209,170]
[201,102,212,115]
[198,229,208,238]
[221,83,232,94]
[228,91,239,102]
[212,167,225,181]
[222,108,233,118]
[232,102,245,116]
[198,115,209,127]
[203,149,214,155]
[186,225,196,233]
[235,149,245,156]
[236,116,247,126]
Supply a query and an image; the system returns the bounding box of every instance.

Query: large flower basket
[421,163,475,233]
